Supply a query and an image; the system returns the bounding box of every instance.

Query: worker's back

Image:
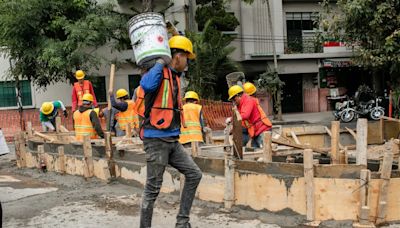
[73,108,97,141]
[179,102,203,144]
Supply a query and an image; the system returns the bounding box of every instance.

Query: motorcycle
[333,96,385,123]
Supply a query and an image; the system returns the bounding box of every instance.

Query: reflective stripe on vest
[116,100,136,130]
[74,80,90,106]
[148,67,183,130]
[133,86,145,118]
[73,109,98,141]
[179,103,203,144]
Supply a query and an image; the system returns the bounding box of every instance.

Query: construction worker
[228,85,272,148]
[109,88,139,136]
[40,100,68,132]
[73,94,104,141]
[179,91,205,146]
[71,70,97,112]
[139,35,202,228]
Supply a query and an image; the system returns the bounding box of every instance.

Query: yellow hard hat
[82,93,93,102]
[41,102,54,115]
[228,85,244,100]
[243,82,257,96]
[116,89,129,99]
[183,91,199,101]
[169,36,196,60]
[75,70,85,80]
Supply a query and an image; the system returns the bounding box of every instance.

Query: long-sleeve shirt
[40,100,66,122]
[71,80,98,112]
[110,94,128,112]
[140,62,181,138]
[238,93,270,137]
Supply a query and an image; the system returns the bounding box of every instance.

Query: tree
[0,0,130,88]
[257,67,284,120]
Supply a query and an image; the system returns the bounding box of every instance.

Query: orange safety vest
[179,103,203,144]
[115,100,138,130]
[73,109,98,141]
[133,86,145,118]
[74,80,91,106]
[148,67,183,130]
[243,98,272,137]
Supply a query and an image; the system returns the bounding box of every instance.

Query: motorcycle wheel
[341,110,355,123]
[369,108,385,120]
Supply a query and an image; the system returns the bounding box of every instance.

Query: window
[86,76,107,103]
[128,74,141,97]
[0,80,32,107]
[286,12,317,53]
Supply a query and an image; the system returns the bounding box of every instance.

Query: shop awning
[322,58,353,68]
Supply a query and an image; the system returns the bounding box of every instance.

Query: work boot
[175,222,191,228]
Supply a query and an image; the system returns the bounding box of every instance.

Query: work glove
[63,110,68,118]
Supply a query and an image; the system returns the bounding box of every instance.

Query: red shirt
[238,93,271,137]
[71,80,97,112]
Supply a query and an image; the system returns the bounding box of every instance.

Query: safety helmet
[243,82,257,96]
[169,36,196,60]
[116,89,129,99]
[41,102,54,115]
[75,70,85,80]
[82,93,93,102]
[228,85,244,100]
[183,91,199,101]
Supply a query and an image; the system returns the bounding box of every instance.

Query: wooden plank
[375,142,394,225]
[290,131,301,145]
[359,169,371,225]
[37,145,46,171]
[325,126,344,150]
[58,146,66,174]
[232,106,243,159]
[16,132,27,167]
[262,131,272,162]
[33,131,55,143]
[26,122,33,138]
[104,132,116,178]
[345,127,357,140]
[191,141,199,157]
[272,136,328,155]
[83,135,94,178]
[379,118,384,143]
[107,64,116,131]
[331,121,340,164]
[357,119,368,166]
[304,149,314,221]
[381,116,400,123]
[224,154,235,209]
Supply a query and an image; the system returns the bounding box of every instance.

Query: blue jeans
[140,138,202,228]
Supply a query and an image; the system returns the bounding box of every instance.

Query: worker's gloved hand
[225,117,232,125]
[63,110,68,118]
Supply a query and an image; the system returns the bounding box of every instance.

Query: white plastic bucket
[128,13,171,67]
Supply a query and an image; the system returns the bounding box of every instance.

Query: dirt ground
[1,144,399,228]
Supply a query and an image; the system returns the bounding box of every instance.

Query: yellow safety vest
[179,103,203,144]
[116,100,138,130]
[73,109,98,141]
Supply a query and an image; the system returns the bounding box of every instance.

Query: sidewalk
[276,111,335,125]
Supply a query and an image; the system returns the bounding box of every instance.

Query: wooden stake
[304,149,314,221]
[375,142,394,225]
[83,135,94,178]
[125,123,132,138]
[26,122,33,138]
[359,169,371,225]
[356,119,368,166]
[224,153,235,209]
[19,132,27,167]
[104,132,116,178]
[107,64,116,131]
[58,146,66,174]
[33,131,55,143]
[232,106,243,159]
[325,126,344,149]
[331,121,340,164]
[262,131,272,162]
[379,118,384,143]
[37,145,46,171]
[191,141,199,157]
[290,131,301,145]
[55,117,61,133]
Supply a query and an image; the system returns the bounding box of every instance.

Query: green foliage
[257,68,284,114]
[0,0,130,87]
[186,21,239,100]
[195,0,239,31]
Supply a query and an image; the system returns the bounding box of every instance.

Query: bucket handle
[132,39,143,47]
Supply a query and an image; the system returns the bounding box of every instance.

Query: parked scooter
[333,96,385,122]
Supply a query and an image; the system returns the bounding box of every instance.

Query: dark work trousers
[140,138,202,228]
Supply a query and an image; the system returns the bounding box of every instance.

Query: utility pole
[266,0,283,120]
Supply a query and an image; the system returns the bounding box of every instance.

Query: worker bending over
[71,70,97,112]
[73,94,104,141]
[179,91,205,146]
[40,100,68,131]
[110,88,139,136]
[228,85,272,148]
